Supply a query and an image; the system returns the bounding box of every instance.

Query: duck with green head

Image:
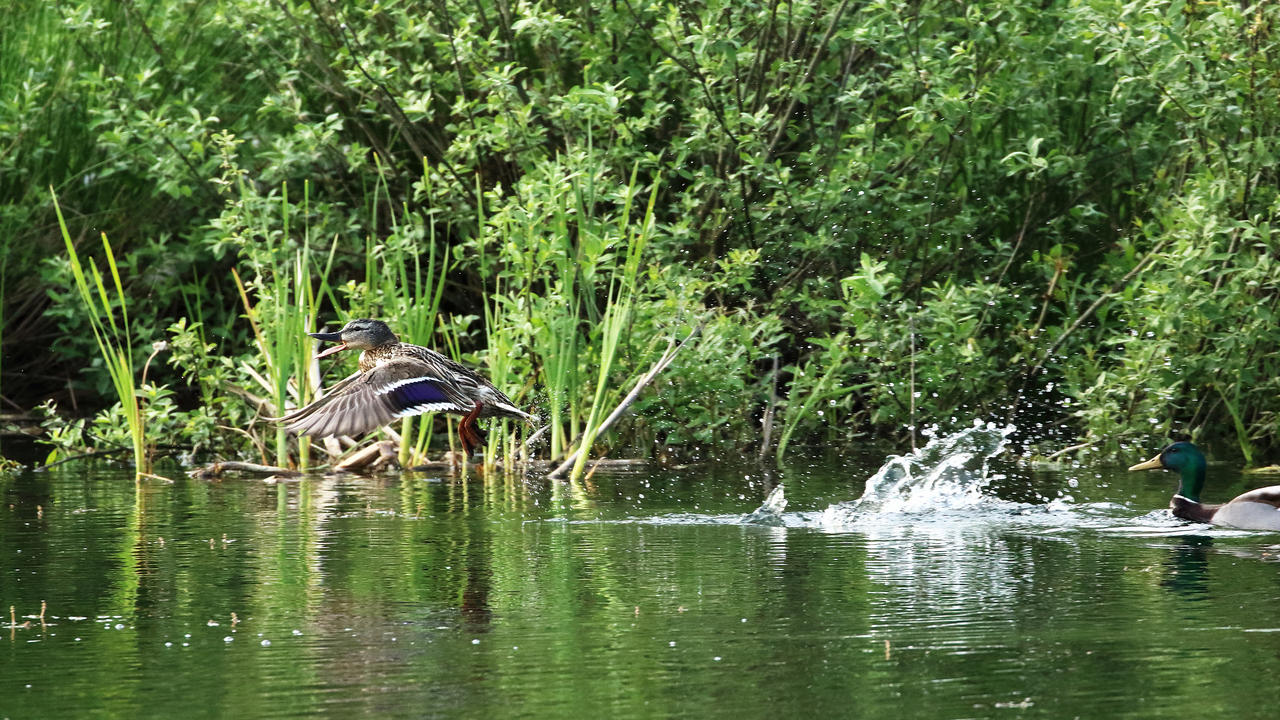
[1129,441,1280,530]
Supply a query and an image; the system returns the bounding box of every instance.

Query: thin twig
[1030,237,1171,378]
[765,0,852,160]
[758,355,780,462]
[515,423,552,465]
[1043,442,1093,461]
[909,315,917,452]
[33,446,132,471]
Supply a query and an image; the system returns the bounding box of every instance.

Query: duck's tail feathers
[493,401,538,424]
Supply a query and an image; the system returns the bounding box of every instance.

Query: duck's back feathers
[1213,486,1280,530]
[1229,485,1280,508]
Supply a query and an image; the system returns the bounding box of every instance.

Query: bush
[4,0,1280,465]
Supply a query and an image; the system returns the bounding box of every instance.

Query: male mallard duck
[274,318,534,456]
[1129,441,1280,530]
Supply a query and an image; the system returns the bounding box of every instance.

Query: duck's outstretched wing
[274,360,468,438]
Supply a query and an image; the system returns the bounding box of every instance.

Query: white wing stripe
[376,376,445,395]
[393,402,461,418]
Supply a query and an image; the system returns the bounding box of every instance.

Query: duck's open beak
[309,331,348,359]
[1128,454,1164,472]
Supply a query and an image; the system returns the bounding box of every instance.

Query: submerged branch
[333,440,399,473]
[189,461,301,479]
[1043,442,1093,461]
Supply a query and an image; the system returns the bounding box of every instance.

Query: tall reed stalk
[53,191,149,476]
[371,157,450,465]
[233,182,332,469]
[475,188,521,467]
[531,185,584,460]
[567,168,658,482]
[480,274,517,465]
[774,334,850,463]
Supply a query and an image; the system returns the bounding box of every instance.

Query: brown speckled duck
[275,319,534,456]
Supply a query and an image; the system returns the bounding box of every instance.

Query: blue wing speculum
[379,376,464,417]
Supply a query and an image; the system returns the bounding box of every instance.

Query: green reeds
[391,239,448,465]
[52,191,149,477]
[371,157,450,465]
[233,182,334,469]
[471,155,661,476]
[531,184,585,460]
[774,333,851,463]
[566,167,657,482]
[1215,382,1255,467]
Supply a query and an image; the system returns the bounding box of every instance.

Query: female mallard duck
[274,318,534,456]
[1129,441,1280,530]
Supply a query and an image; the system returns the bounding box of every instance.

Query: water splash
[739,420,1208,535]
[741,421,1017,528]
[740,485,787,526]
[844,421,1014,515]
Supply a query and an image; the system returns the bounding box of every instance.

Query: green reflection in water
[2,459,1280,719]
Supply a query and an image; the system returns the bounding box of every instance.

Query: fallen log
[333,440,399,473]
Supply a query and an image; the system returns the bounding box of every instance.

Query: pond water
[3,425,1280,719]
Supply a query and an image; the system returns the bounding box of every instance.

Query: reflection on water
[4,428,1280,718]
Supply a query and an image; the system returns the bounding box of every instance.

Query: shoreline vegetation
[3,1,1280,473]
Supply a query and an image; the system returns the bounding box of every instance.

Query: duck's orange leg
[458,401,484,457]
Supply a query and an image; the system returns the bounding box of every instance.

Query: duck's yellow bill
[1128,454,1164,472]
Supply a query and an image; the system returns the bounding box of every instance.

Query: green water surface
[2,457,1279,719]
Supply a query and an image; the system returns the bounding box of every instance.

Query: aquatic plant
[52,193,149,476]
[230,181,335,469]
[563,168,657,479]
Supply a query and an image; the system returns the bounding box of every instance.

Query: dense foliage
[3,0,1279,466]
